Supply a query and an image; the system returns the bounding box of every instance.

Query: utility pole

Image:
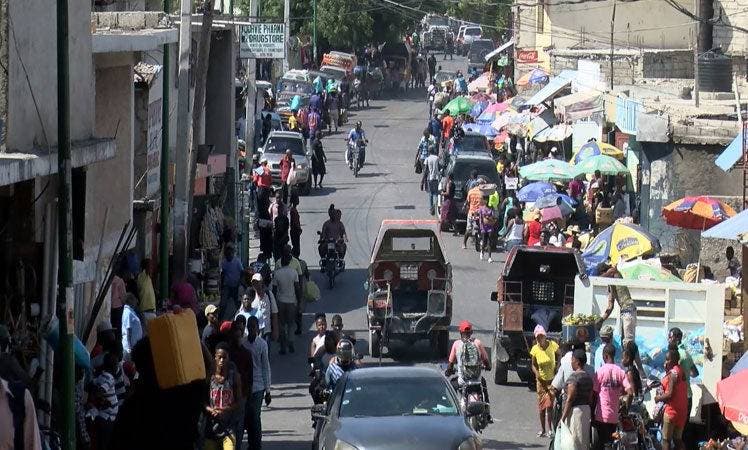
[693,0,700,107]
[56,0,75,449]
[313,0,317,63]
[609,0,617,91]
[283,0,290,73]
[159,0,171,307]
[173,0,192,278]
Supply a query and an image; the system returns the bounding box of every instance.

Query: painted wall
[7,0,94,152]
[640,141,742,263]
[89,54,135,263]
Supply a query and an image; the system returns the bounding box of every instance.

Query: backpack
[7,381,27,450]
[460,339,482,380]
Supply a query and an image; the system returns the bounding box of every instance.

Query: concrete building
[513,0,696,81]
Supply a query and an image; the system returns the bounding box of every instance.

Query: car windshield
[453,160,500,185]
[278,81,314,94]
[264,136,305,155]
[339,377,458,418]
[458,135,490,153]
[465,28,481,36]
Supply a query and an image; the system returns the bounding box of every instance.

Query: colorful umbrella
[470,92,492,103]
[490,111,514,132]
[573,154,629,177]
[442,96,474,116]
[468,72,491,92]
[519,159,576,182]
[462,122,497,137]
[477,102,510,123]
[517,182,556,202]
[662,196,737,230]
[717,370,748,434]
[469,100,489,118]
[534,193,576,216]
[540,206,563,223]
[571,141,625,164]
[617,260,681,282]
[582,222,661,266]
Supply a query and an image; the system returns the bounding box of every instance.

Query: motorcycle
[351,139,367,177]
[611,380,662,450]
[318,232,344,289]
[444,366,491,433]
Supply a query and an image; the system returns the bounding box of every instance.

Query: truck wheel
[494,359,508,385]
[369,330,381,357]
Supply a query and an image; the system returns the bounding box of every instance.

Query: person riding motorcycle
[445,320,492,421]
[325,339,356,390]
[347,121,368,169]
[318,205,347,262]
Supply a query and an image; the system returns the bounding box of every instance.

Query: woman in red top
[656,348,688,450]
[525,210,542,246]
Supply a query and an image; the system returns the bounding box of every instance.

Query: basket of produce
[561,313,600,342]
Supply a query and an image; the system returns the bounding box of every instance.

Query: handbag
[553,420,575,450]
[414,158,423,174]
[287,165,297,186]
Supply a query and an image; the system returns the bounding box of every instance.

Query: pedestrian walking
[502,209,525,252]
[271,199,289,263]
[561,349,594,448]
[221,244,244,320]
[271,253,302,354]
[440,173,457,233]
[530,325,559,437]
[228,320,253,448]
[204,342,242,450]
[279,150,295,204]
[243,316,272,450]
[250,273,279,344]
[477,196,498,262]
[427,53,436,82]
[424,148,440,216]
[667,327,698,437]
[203,304,220,344]
[311,131,327,188]
[289,193,302,258]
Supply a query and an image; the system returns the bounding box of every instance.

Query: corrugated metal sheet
[615,97,642,135]
[715,131,742,172]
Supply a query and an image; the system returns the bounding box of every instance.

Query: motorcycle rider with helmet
[325,339,357,390]
[445,320,493,422]
[318,204,347,262]
[347,121,368,170]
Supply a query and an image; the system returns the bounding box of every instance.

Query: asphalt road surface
[256,55,549,450]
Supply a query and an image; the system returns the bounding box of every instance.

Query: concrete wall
[89,53,135,261]
[639,141,742,264]
[549,0,694,50]
[205,30,235,162]
[7,0,94,152]
[713,0,748,55]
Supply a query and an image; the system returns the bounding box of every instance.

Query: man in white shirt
[251,273,279,343]
[271,253,301,354]
[121,293,144,361]
[243,316,272,450]
[424,148,441,216]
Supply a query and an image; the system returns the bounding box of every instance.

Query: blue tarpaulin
[715,131,743,172]
[701,208,748,240]
[525,70,577,107]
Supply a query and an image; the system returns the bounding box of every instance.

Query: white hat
[551,146,558,153]
[251,273,263,282]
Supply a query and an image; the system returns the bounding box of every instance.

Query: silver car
[312,366,483,450]
[258,130,312,195]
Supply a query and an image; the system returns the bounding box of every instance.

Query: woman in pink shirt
[593,344,631,448]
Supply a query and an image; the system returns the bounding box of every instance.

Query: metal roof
[524,70,577,107]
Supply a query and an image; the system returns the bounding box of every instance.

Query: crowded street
[257,55,547,450]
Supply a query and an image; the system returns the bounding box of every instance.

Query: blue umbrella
[517,182,556,202]
[462,123,498,138]
[534,193,576,216]
[731,352,748,375]
[470,101,488,118]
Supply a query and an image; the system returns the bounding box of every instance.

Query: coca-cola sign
[516,50,538,63]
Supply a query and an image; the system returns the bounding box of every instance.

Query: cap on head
[599,325,614,339]
[204,304,218,316]
[219,321,233,334]
[458,320,473,333]
[251,273,263,283]
[534,324,546,337]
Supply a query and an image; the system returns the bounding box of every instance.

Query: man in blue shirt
[429,115,441,151]
[346,121,368,169]
[221,244,244,319]
[325,339,356,390]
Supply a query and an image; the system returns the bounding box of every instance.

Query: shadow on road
[481,438,545,449]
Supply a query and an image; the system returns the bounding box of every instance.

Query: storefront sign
[516,50,538,63]
[240,23,286,59]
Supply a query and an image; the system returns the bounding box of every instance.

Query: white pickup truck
[573,276,725,423]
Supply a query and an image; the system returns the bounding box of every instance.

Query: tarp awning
[534,124,573,142]
[485,40,514,62]
[527,109,557,140]
[715,131,743,172]
[701,208,748,240]
[554,90,603,122]
[525,70,577,107]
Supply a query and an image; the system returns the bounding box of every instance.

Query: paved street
[257,56,549,450]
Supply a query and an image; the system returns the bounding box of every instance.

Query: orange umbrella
[662,196,736,230]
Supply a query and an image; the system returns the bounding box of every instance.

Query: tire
[326,260,335,289]
[369,330,381,357]
[494,359,508,385]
